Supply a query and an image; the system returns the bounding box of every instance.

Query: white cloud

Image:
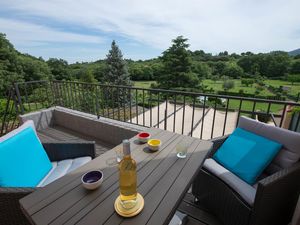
[0,18,104,46]
[1,0,300,60]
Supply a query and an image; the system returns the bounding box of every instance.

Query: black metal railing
[1,80,300,138]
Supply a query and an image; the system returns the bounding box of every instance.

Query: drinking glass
[176,142,188,158]
[106,147,124,166]
[115,147,124,163]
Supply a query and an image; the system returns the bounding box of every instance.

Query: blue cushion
[213,127,282,184]
[0,127,52,187]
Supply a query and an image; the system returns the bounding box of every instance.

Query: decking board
[37,125,114,156]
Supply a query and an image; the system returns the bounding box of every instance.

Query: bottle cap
[123,139,131,155]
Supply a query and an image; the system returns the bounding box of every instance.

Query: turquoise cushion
[0,127,52,187]
[213,127,282,184]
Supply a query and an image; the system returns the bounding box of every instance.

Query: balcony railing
[1,80,300,138]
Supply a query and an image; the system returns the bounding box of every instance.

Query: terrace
[1,80,300,225]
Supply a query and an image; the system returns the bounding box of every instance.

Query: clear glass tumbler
[115,147,124,163]
[176,142,189,158]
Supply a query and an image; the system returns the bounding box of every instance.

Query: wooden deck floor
[37,125,114,156]
[37,125,221,225]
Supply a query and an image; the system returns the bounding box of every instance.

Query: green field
[202,79,274,96]
[264,80,300,96]
[134,79,300,98]
[227,99,283,113]
[133,81,156,89]
[132,79,297,113]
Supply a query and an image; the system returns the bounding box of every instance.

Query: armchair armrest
[206,135,229,158]
[251,162,300,225]
[42,141,96,161]
[0,187,37,225]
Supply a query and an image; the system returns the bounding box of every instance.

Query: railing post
[164,109,167,130]
[0,90,12,136]
[14,83,24,114]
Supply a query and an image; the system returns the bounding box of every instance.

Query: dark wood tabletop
[20,128,212,225]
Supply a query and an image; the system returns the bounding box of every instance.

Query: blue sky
[0,0,300,63]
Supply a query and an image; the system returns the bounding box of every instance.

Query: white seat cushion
[203,158,257,206]
[37,156,91,187]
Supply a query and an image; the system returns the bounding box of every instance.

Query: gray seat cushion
[238,116,300,174]
[37,156,91,187]
[203,158,256,206]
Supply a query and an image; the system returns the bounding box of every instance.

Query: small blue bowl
[81,170,103,190]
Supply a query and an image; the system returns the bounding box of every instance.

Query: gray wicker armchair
[0,141,96,225]
[192,120,300,225]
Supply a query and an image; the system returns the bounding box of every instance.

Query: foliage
[158,36,199,89]
[237,51,291,78]
[223,62,244,78]
[0,33,24,95]
[79,68,97,83]
[1,32,300,100]
[287,74,300,85]
[103,40,131,86]
[241,78,254,87]
[20,55,52,81]
[192,62,212,79]
[103,40,131,106]
[47,58,71,80]
[222,79,235,91]
[290,60,300,74]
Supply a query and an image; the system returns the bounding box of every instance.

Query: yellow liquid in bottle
[119,155,137,209]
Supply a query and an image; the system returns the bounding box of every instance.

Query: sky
[0,0,300,63]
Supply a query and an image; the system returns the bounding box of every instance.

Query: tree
[103,40,131,86]
[192,62,212,79]
[79,68,97,83]
[158,36,199,89]
[241,78,254,87]
[290,60,300,74]
[264,51,290,77]
[0,33,24,94]
[223,63,244,78]
[19,55,52,81]
[210,61,226,75]
[287,74,300,85]
[47,58,71,80]
[103,40,131,106]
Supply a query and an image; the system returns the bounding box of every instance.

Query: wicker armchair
[192,135,300,225]
[0,141,96,225]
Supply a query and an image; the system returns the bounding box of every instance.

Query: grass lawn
[227,99,283,113]
[133,81,157,89]
[132,79,295,114]
[202,79,275,96]
[264,80,300,96]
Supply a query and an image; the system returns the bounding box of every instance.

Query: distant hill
[289,48,300,56]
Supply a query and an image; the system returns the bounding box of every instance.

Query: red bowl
[137,132,151,143]
[138,132,150,138]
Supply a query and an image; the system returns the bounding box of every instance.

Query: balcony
[1,80,300,225]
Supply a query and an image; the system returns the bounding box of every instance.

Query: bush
[241,78,254,87]
[222,79,235,91]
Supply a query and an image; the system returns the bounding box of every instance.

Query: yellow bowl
[147,139,161,151]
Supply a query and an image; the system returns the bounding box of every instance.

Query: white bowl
[81,170,103,190]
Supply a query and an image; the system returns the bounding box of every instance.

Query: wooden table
[20,128,212,225]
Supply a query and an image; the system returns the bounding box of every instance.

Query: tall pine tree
[103,40,131,107]
[103,40,131,86]
[159,36,199,89]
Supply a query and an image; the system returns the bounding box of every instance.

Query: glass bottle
[119,139,137,209]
